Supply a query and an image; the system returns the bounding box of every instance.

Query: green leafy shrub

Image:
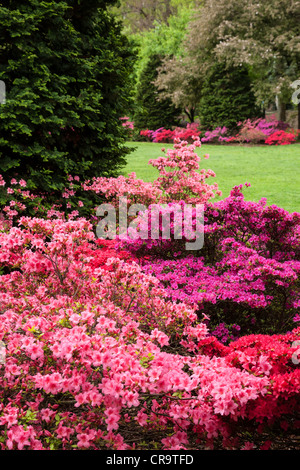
[0,0,135,196]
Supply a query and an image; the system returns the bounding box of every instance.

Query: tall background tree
[111,0,197,124]
[209,0,300,122]
[199,62,260,130]
[133,54,180,134]
[0,0,136,194]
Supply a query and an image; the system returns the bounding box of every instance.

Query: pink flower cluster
[120,117,134,138]
[83,137,221,212]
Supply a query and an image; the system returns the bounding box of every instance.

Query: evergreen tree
[133,54,180,134]
[199,63,260,131]
[0,0,135,194]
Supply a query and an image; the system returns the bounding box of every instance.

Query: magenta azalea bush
[0,136,300,450]
[137,188,300,340]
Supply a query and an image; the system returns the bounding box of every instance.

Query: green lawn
[121,141,300,213]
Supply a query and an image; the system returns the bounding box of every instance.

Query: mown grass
[122,141,300,213]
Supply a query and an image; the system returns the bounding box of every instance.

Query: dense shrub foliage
[0,137,299,450]
[0,0,135,194]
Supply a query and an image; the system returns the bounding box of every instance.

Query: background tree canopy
[115,0,300,127]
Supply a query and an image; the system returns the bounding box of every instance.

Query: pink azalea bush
[83,137,221,213]
[0,136,300,450]
[229,119,295,145]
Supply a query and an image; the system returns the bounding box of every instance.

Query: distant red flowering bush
[140,124,201,143]
[265,130,297,145]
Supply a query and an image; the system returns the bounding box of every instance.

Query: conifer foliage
[0,0,135,193]
[199,63,260,131]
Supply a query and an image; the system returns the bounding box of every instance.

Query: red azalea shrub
[265,130,297,145]
[199,118,298,145]
[139,129,152,141]
[139,125,201,144]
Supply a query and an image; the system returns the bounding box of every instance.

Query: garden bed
[0,137,299,451]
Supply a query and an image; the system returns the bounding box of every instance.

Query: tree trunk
[185,107,195,123]
[278,99,286,122]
